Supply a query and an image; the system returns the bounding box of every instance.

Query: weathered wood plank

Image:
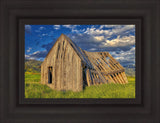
[90,69,125,76]
[85,52,107,84]
[101,54,116,71]
[122,72,128,83]
[86,69,91,86]
[117,73,124,84]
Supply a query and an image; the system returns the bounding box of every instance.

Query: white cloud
[25,50,47,60]
[62,25,84,33]
[110,25,135,35]
[63,25,74,29]
[25,55,35,60]
[25,25,31,33]
[99,25,122,29]
[62,25,79,29]
[54,25,60,30]
[27,47,32,52]
[93,36,104,41]
[72,28,86,33]
[103,35,135,47]
[35,26,45,33]
[89,48,97,51]
[42,33,48,36]
[84,27,110,35]
[71,28,79,33]
[60,25,86,34]
[85,25,135,36]
[110,47,135,66]
[68,29,135,53]
[39,26,45,30]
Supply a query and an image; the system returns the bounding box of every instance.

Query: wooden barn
[41,34,128,92]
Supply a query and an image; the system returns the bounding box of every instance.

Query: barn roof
[57,34,93,68]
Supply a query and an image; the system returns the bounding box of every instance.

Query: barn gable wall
[41,35,83,92]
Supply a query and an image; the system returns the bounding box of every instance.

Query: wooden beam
[85,52,107,83]
[101,53,117,71]
[117,73,125,84]
[86,68,92,86]
[90,69,125,76]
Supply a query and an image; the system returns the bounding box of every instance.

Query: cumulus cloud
[110,25,135,35]
[62,25,81,33]
[84,27,109,35]
[99,25,122,29]
[102,35,135,47]
[25,25,31,33]
[61,25,87,33]
[68,31,135,52]
[110,47,135,66]
[88,48,97,51]
[62,25,77,29]
[25,50,48,60]
[39,26,45,30]
[42,33,48,36]
[35,30,41,33]
[85,25,135,36]
[54,25,60,30]
[34,26,46,33]
[27,47,32,53]
[71,28,80,33]
[93,36,105,41]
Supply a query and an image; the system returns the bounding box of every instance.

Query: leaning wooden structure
[41,34,128,92]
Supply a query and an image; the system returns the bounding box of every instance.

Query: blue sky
[25,25,135,67]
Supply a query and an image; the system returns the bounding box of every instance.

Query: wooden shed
[41,34,128,92]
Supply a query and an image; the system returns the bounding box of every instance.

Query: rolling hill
[25,59,42,73]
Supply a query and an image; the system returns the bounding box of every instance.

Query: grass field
[25,72,135,98]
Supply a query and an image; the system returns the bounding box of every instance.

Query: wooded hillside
[25,59,42,73]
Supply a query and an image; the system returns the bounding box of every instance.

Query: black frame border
[0,0,159,122]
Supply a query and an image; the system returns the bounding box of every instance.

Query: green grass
[25,72,135,98]
[25,72,41,83]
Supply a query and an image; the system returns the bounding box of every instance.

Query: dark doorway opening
[48,66,52,84]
